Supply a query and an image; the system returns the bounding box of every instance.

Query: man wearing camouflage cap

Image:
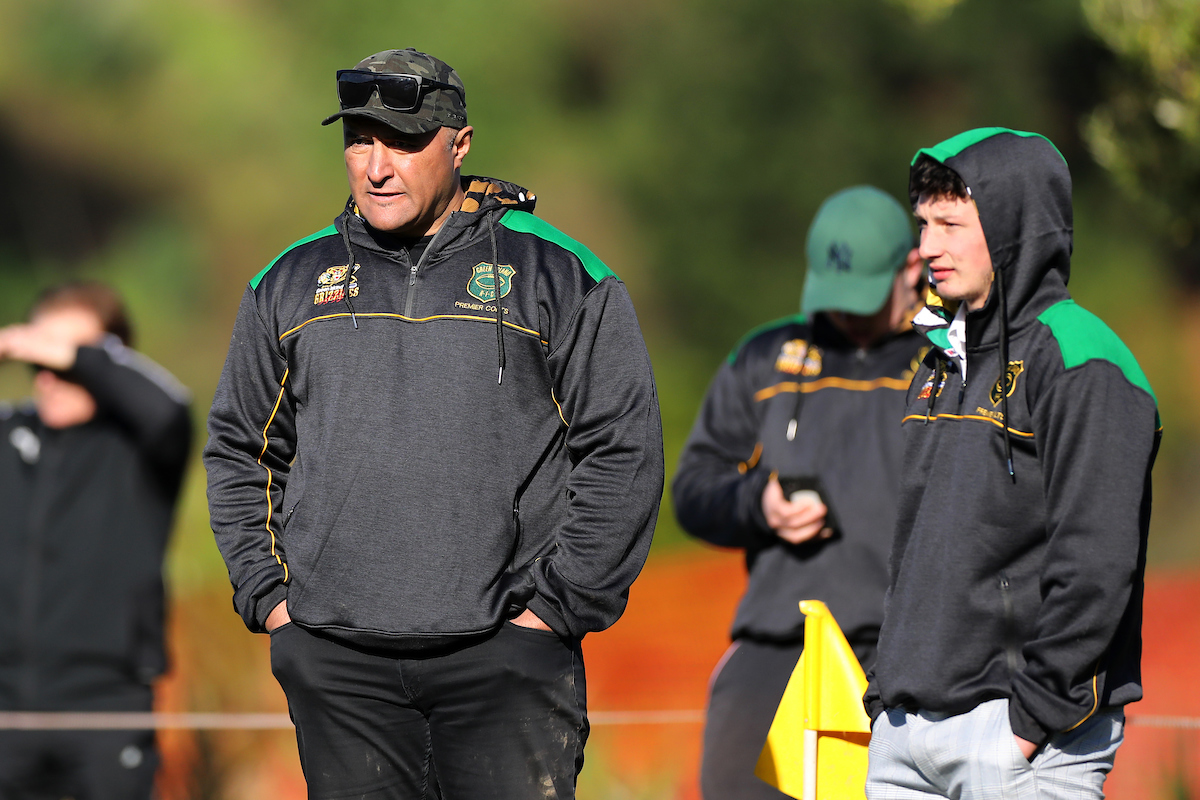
[205,48,663,798]
[673,186,924,798]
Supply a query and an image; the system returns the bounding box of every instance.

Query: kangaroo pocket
[286,491,531,638]
[878,521,1042,712]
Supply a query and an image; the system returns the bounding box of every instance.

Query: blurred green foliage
[0,0,1197,565]
[1082,0,1200,280]
[0,0,1197,539]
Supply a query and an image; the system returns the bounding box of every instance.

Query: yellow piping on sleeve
[1063,673,1100,732]
[551,389,569,427]
[256,369,290,583]
[737,442,763,474]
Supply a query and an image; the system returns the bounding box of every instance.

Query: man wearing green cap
[205,48,663,798]
[864,129,1158,799]
[673,185,924,798]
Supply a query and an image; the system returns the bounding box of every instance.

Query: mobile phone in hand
[777,475,839,535]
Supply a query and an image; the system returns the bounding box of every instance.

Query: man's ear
[451,126,473,169]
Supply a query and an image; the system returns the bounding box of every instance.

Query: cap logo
[826,242,853,273]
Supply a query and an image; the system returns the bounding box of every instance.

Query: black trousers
[270,621,588,800]
[700,639,804,800]
[0,709,156,800]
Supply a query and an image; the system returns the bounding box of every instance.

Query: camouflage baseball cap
[321,48,467,134]
[801,186,915,317]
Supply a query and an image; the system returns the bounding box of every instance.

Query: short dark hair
[30,281,133,347]
[909,154,970,208]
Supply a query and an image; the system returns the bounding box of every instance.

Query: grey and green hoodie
[204,176,663,649]
[864,129,1160,746]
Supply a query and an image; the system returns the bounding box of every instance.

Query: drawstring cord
[337,195,508,380]
[339,209,359,330]
[925,358,942,423]
[996,267,1015,481]
[786,381,805,441]
[487,214,505,385]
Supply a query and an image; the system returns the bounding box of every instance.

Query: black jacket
[673,313,924,658]
[0,339,191,711]
[205,177,664,649]
[865,129,1160,747]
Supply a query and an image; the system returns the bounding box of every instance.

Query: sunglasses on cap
[336,69,463,113]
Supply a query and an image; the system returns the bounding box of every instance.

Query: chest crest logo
[917,370,947,400]
[775,339,807,374]
[314,264,359,306]
[467,263,516,302]
[774,340,822,376]
[990,360,1025,406]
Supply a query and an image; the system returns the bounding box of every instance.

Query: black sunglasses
[336,70,463,113]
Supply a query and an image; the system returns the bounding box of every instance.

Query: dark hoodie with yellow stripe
[672,312,924,660]
[204,176,663,649]
[864,129,1160,747]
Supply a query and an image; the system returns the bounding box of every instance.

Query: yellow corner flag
[755,600,872,800]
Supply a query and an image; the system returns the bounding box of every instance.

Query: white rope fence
[0,710,705,730]
[0,711,1189,730]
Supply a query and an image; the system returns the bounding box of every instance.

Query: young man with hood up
[864,128,1160,800]
[673,186,925,799]
[204,48,663,799]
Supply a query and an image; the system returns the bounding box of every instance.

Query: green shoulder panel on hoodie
[1038,300,1157,406]
[250,225,339,290]
[498,210,617,284]
[913,128,1066,167]
[727,314,807,365]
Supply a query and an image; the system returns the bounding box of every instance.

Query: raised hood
[913,128,1073,348]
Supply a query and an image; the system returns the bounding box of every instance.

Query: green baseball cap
[322,48,467,134]
[801,186,915,316]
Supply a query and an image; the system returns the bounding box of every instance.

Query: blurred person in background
[673,186,925,799]
[205,48,662,799]
[864,128,1159,800]
[0,281,192,800]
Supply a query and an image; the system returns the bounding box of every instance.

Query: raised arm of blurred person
[0,304,191,467]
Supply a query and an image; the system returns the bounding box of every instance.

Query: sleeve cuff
[524,593,570,639]
[863,677,885,722]
[1008,695,1051,748]
[254,585,289,632]
[740,470,774,537]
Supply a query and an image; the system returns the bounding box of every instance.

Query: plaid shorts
[866,698,1123,800]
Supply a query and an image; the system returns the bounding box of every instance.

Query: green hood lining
[912,127,1066,168]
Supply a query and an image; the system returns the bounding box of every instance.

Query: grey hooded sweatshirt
[205,177,664,649]
[864,129,1160,747]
